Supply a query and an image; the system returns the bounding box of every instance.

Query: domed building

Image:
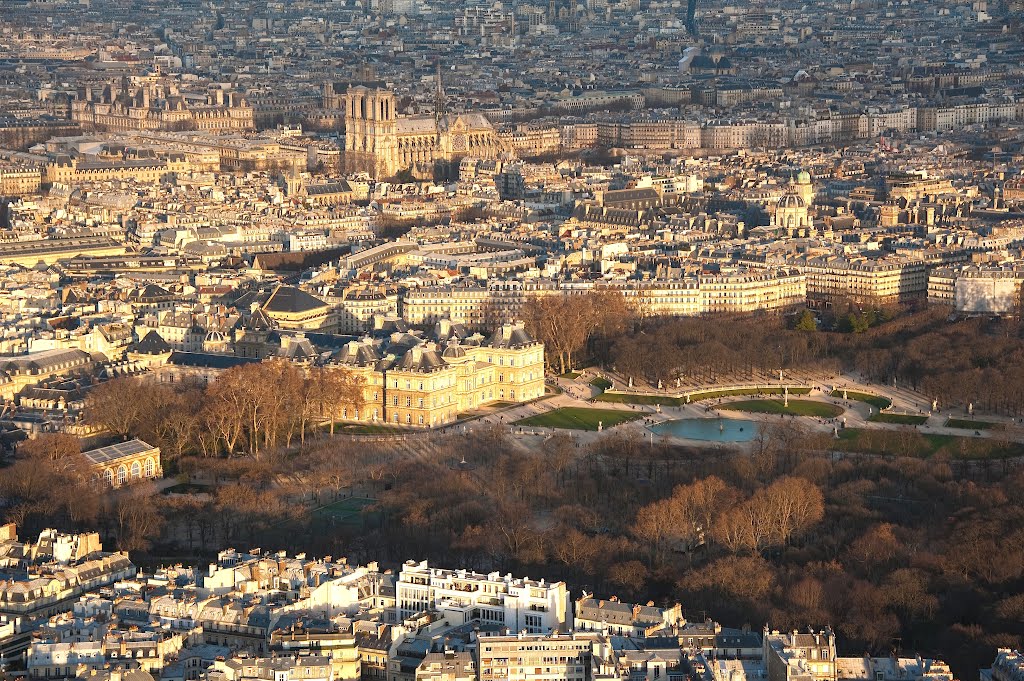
[202,329,230,354]
[772,190,810,235]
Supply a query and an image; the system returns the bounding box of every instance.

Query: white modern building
[393,561,569,633]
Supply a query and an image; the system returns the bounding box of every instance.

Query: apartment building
[699,269,806,314]
[763,628,836,681]
[403,271,806,329]
[573,596,683,638]
[401,284,491,327]
[798,256,928,307]
[982,649,1024,681]
[324,286,399,334]
[394,561,569,634]
[28,633,185,679]
[0,166,44,195]
[415,651,475,681]
[205,656,334,681]
[927,265,1024,314]
[475,632,604,681]
[0,527,135,619]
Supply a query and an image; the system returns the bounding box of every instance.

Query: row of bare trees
[521,290,632,374]
[593,304,1024,414]
[521,289,840,380]
[86,361,365,460]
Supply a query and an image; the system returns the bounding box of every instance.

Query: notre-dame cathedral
[331,80,506,180]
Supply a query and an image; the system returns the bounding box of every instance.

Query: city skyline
[1,3,1024,681]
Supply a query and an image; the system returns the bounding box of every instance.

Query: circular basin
[651,418,758,442]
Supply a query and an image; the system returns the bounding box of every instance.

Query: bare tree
[85,377,148,438]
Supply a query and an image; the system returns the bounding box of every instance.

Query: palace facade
[71,76,254,133]
[331,320,544,428]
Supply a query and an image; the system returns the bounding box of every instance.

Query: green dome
[797,170,811,184]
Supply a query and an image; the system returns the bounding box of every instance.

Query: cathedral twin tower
[344,86,399,179]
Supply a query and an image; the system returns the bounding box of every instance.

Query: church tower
[795,169,814,205]
[343,85,398,178]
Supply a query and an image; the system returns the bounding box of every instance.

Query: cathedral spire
[434,62,446,122]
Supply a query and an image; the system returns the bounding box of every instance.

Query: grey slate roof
[263,285,327,314]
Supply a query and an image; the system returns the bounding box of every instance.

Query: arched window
[144,458,154,477]
[116,465,127,486]
[103,469,113,486]
[131,461,141,479]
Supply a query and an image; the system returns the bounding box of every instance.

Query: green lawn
[597,392,684,406]
[590,377,613,391]
[558,371,581,379]
[514,407,642,431]
[162,483,212,495]
[721,399,844,418]
[945,418,999,430]
[689,387,812,401]
[835,428,1021,460]
[313,497,377,524]
[596,386,811,407]
[830,390,892,409]
[869,413,928,425]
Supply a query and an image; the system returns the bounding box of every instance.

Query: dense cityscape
[2,1,1024,681]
